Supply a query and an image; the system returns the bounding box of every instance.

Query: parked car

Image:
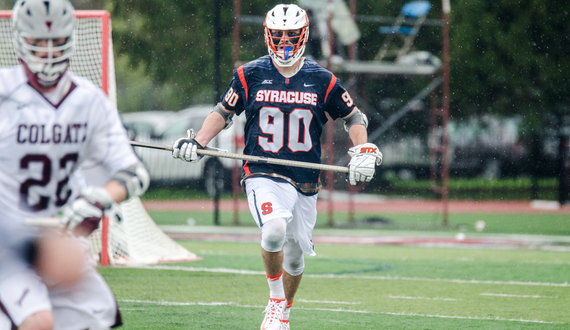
[121,105,244,191]
[379,115,527,180]
[121,110,175,139]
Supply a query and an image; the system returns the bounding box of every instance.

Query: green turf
[101,241,570,329]
[148,210,570,236]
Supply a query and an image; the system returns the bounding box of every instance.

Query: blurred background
[2,0,569,206]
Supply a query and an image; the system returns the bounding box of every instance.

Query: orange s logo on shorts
[261,202,273,215]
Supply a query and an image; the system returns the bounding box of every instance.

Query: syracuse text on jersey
[16,123,88,144]
[255,90,318,106]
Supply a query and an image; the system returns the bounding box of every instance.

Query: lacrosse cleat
[261,298,287,330]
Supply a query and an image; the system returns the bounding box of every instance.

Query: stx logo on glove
[360,147,378,154]
[347,143,383,186]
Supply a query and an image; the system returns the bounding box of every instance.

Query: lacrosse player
[0,0,149,328]
[172,4,382,330]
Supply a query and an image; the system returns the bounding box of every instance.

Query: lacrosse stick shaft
[130,141,349,173]
[25,217,60,227]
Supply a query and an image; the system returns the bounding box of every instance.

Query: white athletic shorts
[244,176,317,256]
[0,240,121,330]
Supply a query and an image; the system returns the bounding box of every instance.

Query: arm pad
[211,103,235,130]
[343,109,368,132]
[111,162,150,199]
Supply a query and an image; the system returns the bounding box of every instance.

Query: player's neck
[274,57,304,78]
[29,79,57,94]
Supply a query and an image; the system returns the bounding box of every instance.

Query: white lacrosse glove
[60,187,113,236]
[172,129,204,162]
[347,143,383,185]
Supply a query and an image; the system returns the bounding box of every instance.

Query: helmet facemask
[13,32,75,86]
[263,4,309,67]
[264,27,309,67]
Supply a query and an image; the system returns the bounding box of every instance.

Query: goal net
[0,10,200,266]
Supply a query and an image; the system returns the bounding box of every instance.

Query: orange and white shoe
[261,298,287,330]
[280,319,290,330]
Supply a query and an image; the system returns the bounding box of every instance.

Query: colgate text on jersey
[16,122,88,144]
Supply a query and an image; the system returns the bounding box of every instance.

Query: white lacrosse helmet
[264,4,309,67]
[12,0,75,86]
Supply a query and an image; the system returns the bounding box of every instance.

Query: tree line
[2,0,568,129]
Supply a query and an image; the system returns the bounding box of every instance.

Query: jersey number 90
[258,107,313,153]
[225,88,239,107]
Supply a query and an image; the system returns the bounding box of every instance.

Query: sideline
[142,196,570,214]
[160,225,570,251]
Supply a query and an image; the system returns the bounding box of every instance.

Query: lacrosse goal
[0,10,200,266]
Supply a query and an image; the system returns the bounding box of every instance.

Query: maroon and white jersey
[0,65,138,234]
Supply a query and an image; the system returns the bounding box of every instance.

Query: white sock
[266,271,286,300]
[282,300,293,320]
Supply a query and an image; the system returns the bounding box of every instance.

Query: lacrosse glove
[172,129,204,162]
[347,143,383,185]
[60,186,113,236]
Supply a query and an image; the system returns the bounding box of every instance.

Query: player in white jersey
[0,0,150,329]
[172,4,382,330]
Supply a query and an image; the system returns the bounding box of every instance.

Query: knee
[19,310,53,330]
[283,257,304,276]
[261,218,287,252]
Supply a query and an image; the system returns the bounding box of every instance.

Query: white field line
[389,295,459,301]
[120,299,241,307]
[296,299,361,305]
[131,265,570,288]
[118,299,563,324]
[480,293,555,299]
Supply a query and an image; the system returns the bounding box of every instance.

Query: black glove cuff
[193,138,205,150]
[175,138,204,150]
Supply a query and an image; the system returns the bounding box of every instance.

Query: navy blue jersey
[221,56,355,184]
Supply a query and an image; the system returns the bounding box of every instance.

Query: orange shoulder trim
[237,66,248,101]
[324,74,337,103]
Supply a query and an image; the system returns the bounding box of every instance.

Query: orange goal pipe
[100,215,109,266]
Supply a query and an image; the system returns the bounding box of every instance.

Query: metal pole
[232,0,241,68]
[347,0,358,224]
[213,0,221,225]
[231,0,242,224]
[326,0,335,226]
[557,117,569,205]
[440,0,451,226]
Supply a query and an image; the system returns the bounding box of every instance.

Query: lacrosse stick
[130,140,349,173]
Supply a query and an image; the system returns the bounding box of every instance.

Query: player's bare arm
[343,108,369,146]
[195,104,235,146]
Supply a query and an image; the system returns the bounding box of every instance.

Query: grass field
[100,209,570,329]
[102,240,570,329]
